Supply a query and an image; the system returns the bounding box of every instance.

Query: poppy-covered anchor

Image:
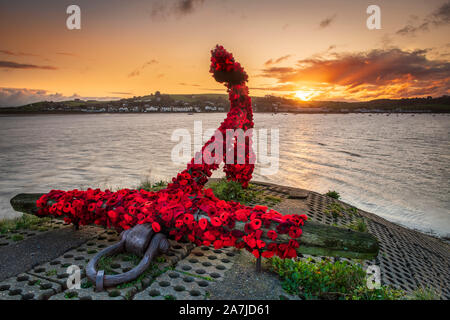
[9,46,380,292]
[86,223,170,292]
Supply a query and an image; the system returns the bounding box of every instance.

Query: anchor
[86,224,169,292]
[9,46,379,292]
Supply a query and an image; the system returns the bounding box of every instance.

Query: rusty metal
[86,223,170,292]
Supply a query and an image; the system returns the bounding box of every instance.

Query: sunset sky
[1,0,449,106]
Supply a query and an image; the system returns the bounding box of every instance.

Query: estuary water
[0,113,449,238]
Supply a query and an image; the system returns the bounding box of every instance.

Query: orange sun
[294,90,314,101]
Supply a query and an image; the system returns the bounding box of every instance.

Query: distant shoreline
[1,110,449,116]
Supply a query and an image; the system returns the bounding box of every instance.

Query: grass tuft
[325,190,340,199]
[269,257,405,300]
[137,179,168,192]
[208,178,281,206]
[347,218,368,232]
[408,286,441,300]
[0,214,50,234]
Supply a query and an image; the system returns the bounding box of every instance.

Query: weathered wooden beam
[10,193,379,259]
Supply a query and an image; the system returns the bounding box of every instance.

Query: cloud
[264,54,292,66]
[0,50,39,57]
[396,1,450,36]
[109,91,133,95]
[319,14,337,28]
[177,0,204,14]
[179,82,200,87]
[260,48,450,99]
[0,60,57,70]
[56,52,77,57]
[149,0,205,19]
[0,87,119,107]
[128,59,158,77]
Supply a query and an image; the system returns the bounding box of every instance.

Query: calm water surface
[0,113,449,238]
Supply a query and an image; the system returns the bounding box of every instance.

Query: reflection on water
[0,113,449,238]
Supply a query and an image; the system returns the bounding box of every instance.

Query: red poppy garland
[36,45,307,259]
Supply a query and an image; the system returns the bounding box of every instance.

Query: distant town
[0,91,449,114]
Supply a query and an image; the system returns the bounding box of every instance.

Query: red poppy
[175,220,184,228]
[210,217,222,227]
[152,222,161,233]
[267,230,278,240]
[213,240,224,249]
[256,240,266,249]
[261,251,274,258]
[107,210,118,221]
[183,214,194,225]
[252,249,260,258]
[199,218,208,230]
[250,219,262,230]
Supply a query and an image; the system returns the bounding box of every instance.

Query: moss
[11,234,24,242]
[0,213,50,234]
[347,219,368,233]
[81,281,93,289]
[117,253,141,266]
[46,269,58,276]
[155,256,166,263]
[324,203,359,219]
[116,264,166,289]
[180,271,214,281]
[97,256,119,275]
[208,178,281,207]
[64,291,78,299]
[108,290,121,298]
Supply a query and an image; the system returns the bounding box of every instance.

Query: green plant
[408,286,441,300]
[11,234,24,242]
[324,203,359,219]
[118,253,141,265]
[325,190,340,199]
[180,271,214,281]
[97,256,119,275]
[155,256,166,263]
[116,263,164,289]
[347,219,368,232]
[64,291,78,299]
[269,257,405,300]
[349,285,406,300]
[208,179,258,204]
[81,281,93,289]
[208,178,280,206]
[264,195,282,206]
[0,214,50,234]
[46,269,58,276]
[137,179,167,192]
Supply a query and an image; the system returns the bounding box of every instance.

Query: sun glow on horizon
[294,90,314,101]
